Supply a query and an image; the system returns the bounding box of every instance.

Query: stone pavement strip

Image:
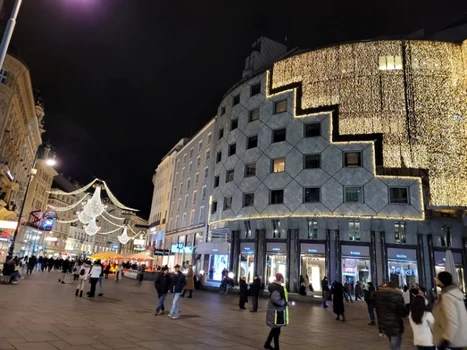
[0,271,416,349]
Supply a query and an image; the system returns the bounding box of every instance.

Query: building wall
[45,192,76,255]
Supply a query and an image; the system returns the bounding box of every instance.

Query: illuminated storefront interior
[300,243,326,291]
[341,245,371,285]
[387,247,418,287]
[434,250,465,293]
[265,242,287,284]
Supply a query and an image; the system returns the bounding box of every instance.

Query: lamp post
[5,145,56,263]
[0,0,23,70]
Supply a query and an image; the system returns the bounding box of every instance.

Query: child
[409,295,435,350]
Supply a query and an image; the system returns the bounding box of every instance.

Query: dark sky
[7,0,467,218]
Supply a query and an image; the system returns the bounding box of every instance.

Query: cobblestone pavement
[0,271,416,350]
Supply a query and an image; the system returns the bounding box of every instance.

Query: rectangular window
[394,222,406,243]
[211,201,218,214]
[245,163,256,177]
[179,184,183,195]
[389,187,409,204]
[228,143,236,156]
[190,148,194,159]
[175,215,180,229]
[274,100,287,114]
[173,187,177,196]
[199,206,205,223]
[216,151,222,163]
[203,167,209,180]
[184,194,189,208]
[194,172,199,185]
[181,167,185,178]
[177,198,181,211]
[226,169,234,183]
[304,187,320,203]
[349,220,361,241]
[190,209,195,225]
[188,162,193,173]
[440,226,452,247]
[307,219,319,239]
[207,133,212,144]
[244,193,255,207]
[231,119,238,131]
[345,186,363,203]
[344,152,362,167]
[214,176,220,188]
[221,107,225,115]
[205,150,210,161]
[304,154,320,169]
[272,158,285,173]
[251,83,261,96]
[272,219,281,238]
[182,213,187,227]
[247,135,258,149]
[379,55,403,70]
[201,186,207,200]
[249,109,260,122]
[305,123,321,137]
[192,191,197,204]
[198,141,203,152]
[270,190,284,204]
[273,128,286,143]
[244,221,252,239]
[233,94,240,106]
[196,157,201,169]
[218,128,224,140]
[224,197,233,210]
[186,178,191,191]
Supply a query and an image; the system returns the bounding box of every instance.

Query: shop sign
[111,245,119,249]
[341,245,370,257]
[170,244,193,254]
[240,242,255,254]
[266,242,286,253]
[301,243,325,255]
[387,248,417,261]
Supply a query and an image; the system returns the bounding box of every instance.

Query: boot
[75,289,79,296]
[79,291,83,297]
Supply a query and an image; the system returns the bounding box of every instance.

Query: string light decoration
[47,179,98,196]
[102,180,139,211]
[118,227,131,244]
[48,194,89,212]
[99,226,125,236]
[78,207,93,224]
[100,213,125,228]
[84,217,100,236]
[56,218,79,224]
[85,185,105,218]
[102,209,125,221]
[269,40,467,207]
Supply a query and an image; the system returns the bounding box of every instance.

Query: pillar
[230,230,240,283]
[325,229,331,279]
[427,234,435,293]
[463,238,467,293]
[380,231,387,284]
[287,229,299,292]
[254,229,266,280]
[416,233,425,288]
[334,230,341,281]
[370,230,378,284]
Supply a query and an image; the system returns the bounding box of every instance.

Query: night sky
[7,0,467,218]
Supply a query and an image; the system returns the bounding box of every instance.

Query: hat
[174,264,181,268]
[437,271,453,286]
[275,273,284,281]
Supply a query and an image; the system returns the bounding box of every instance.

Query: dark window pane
[214,176,220,188]
[304,188,320,203]
[224,197,232,209]
[220,106,225,115]
[226,169,234,183]
[273,128,286,143]
[231,119,238,131]
[249,109,260,122]
[389,187,408,204]
[245,164,256,177]
[305,123,321,137]
[218,128,224,140]
[216,151,222,163]
[251,83,261,96]
[271,190,284,204]
[304,154,320,169]
[233,94,240,106]
[247,135,258,149]
[244,193,255,207]
[228,143,236,156]
[345,187,363,203]
[344,152,362,167]
[211,201,217,213]
[274,100,287,114]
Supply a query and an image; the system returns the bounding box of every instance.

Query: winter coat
[184,268,194,291]
[28,256,37,268]
[249,278,262,297]
[331,281,346,315]
[409,311,435,347]
[172,272,186,293]
[373,286,407,336]
[432,284,467,347]
[239,280,248,304]
[364,284,376,304]
[89,264,102,279]
[321,279,330,292]
[266,282,287,328]
[154,272,172,295]
[78,263,91,280]
[62,259,71,273]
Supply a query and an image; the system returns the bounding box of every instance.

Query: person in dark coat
[264,273,288,350]
[154,266,172,315]
[26,255,37,274]
[59,258,71,283]
[41,257,48,272]
[104,263,111,279]
[364,282,377,325]
[331,280,346,321]
[249,275,262,312]
[239,276,248,310]
[321,277,330,308]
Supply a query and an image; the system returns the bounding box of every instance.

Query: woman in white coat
[75,260,91,298]
[87,260,102,298]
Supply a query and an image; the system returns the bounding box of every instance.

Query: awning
[196,242,230,255]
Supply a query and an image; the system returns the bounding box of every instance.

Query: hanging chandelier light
[78,208,93,224]
[84,217,100,236]
[88,185,105,218]
[118,226,130,244]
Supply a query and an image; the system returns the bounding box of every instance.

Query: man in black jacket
[154,266,172,316]
[168,264,186,319]
[249,275,262,312]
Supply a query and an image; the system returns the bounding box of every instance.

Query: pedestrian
[3,257,20,284]
[137,264,145,284]
[355,281,363,301]
[331,280,346,321]
[264,273,288,350]
[72,260,81,281]
[249,275,261,312]
[373,280,407,350]
[41,256,47,272]
[239,276,248,310]
[20,256,28,275]
[418,286,433,311]
[154,266,172,316]
[364,281,376,326]
[75,260,91,297]
[26,255,36,275]
[181,265,194,298]
[104,263,111,279]
[409,295,435,350]
[344,281,353,303]
[432,271,467,350]
[37,256,42,271]
[168,264,186,319]
[97,260,104,296]
[402,285,411,315]
[87,260,102,298]
[116,263,123,282]
[59,258,71,284]
[47,257,54,272]
[321,276,330,308]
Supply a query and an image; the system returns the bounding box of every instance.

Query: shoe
[154,311,160,316]
[11,281,18,284]
[335,316,340,320]
[58,279,61,282]
[158,310,164,315]
[79,291,83,297]
[180,294,185,298]
[264,345,274,350]
[240,307,246,310]
[61,281,65,284]
[368,321,376,326]
[98,293,103,297]
[171,314,179,319]
[323,305,328,308]
[168,314,172,318]
[341,318,346,322]
[75,289,79,296]
[379,333,383,337]
[187,296,192,299]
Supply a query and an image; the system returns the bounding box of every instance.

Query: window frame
[214,175,220,188]
[272,158,285,173]
[232,94,240,106]
[270,189,284,205]
[344,186,364,203]
[304,154,321,169]
[245,163,256,177]
[226,169,234,183]
[247,135,258,149]
[243,193,255,207]
[218,128,224,140]
[304,122,321,138]
[250,83,261,96]
[224,196,233,210]
[228,143,237,156]
[249,108,260,122]
[344,151,362,168]
[389,187,409,204]
[216,151,222,163]
[274,100,287,114]
[303,187,320,203]
[231,118,238,131]
[272,128,287,143]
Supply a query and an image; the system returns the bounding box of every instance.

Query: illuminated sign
[134,239,145,246]
[396,254,407,259]
[308,249,318,253]
[350,251,360,256]
[212,248,219,252]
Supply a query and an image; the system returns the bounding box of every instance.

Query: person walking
[154,266,172,316]
[116,263,123,282]
[239,276,248,310]
[364,282,377,325]
[321,276,330,308]
[344,281,353,303]
[373,281,407,350]
[37,256,42,272]
[168,264,186,319]
[331,280,346,321]
[87,260,102,298]
[104,263,111,279]
[75,260,91,297]
[20,256,28,275]
[137,264,145,284]
[97,260,104,296]
[249,275,261,312]
[409,295,435,350]
[402,285,411,314]
[432,271,467,350]
[41,256,48,272]
[264,273,288,350]
[181,265,194,298]
[59,258,71,284]
[72,260,81,281]
[26,255,36,275]
[355,281,363,301]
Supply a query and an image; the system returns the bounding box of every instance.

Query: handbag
[79,269,85,276]
[274,309,287,326]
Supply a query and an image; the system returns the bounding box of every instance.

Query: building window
[272,219,281,238]
[224,197,233,210]
[379,55,402,70]
[307,219,318,239]
[175,215,180,229]
[194,172,199,185]
[196,157,201,169]
[244,221,252,239]
[207,133,212,144]
[247,135,258,149]
[192,191,197,204]
[188,162,193,173]
[349,220,361,241]
[274,100,287,114]
[201,186,207,200]
[0,69,8,84]
[204,167,209,180]
[305,123,321,137]
[220,107,225,115]
[270,190,284,204]
[233,94,240,106]
[205,150,210,161]
[345,186,363,203]
[199,206,205,223]
[272,158,285,173]
[190,209,195,225]
[440,226,452,247]
[214,176,220,188]
[182,213,187,227]
[304,154,320,169]
[179,184,183,195]
[184,194,189,208]
[211,201,218,214]
[231,119,238,131]
[226,169,234,183]
[389,187,409,204]
[244,193,255,207]
[273,128,286,143]
[216,151,222,163]
[228,143,236,156]
[173,187,177,196]
[177,199,181,211]
[198,141,203,152]
[245,163,256,177]
[190,148,194,159]
[344,152,362,167]
[186,178,191,191]
[249,109,260,122]
[218,128,224,140]
[181,167,185,178]
[304,187,320,203]
[394,222,406,243]
[251,83,261,96]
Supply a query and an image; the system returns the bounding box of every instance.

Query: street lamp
[5,144,56,263]
[0,0,22,70]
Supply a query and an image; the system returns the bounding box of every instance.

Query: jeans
[9,271,20,282]
[36,263,41,271]
[252,295,258,311]
[89,278,98,296]
[388,334,402,350]
[170,292,181,316]
[367,303,375,322]
[322,291,328,306]
[265,328,281,350]
[156,293,167,312]
[98,276,103,294]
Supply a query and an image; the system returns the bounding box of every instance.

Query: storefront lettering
[350,251,360,255]
[212,248,219,252]
[243,247,251,251]
[272,247,281,252]
[396,254,407,259]
[308,249,318,253]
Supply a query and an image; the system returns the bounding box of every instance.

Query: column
[334,230,341,282]
[463,238,467,293]
[427,234,435,293]
[287,229,299,293]
[380,231,387,284]
[230,230,240,283]
[370,230,378,284]
[416,233,425,287]
[254,229,266,279]
[325,229,331,279]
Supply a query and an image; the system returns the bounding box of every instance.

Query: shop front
[265,242,287,284]
[387,247,419,288]
[18,227,43,257]
[196,242,230,281]
[341,245,371,285]
[300,243,326,292]
[434,250,465,293]
[0,221,17,265]
[238,242,255,283]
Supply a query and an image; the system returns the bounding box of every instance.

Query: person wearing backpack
[75,260,91,297]
[264,273,288,350]
[409,295,435,350]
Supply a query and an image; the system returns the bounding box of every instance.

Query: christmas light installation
[118,227,130,244]
[84,217,100,236]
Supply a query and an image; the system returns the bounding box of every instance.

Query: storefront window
[300,243,326,292]
[349,220,360,241]
[272,220,281,238]
[434,251,465,293]
[239,252,255,283]
[307,219,318,239]
[208,254,228,281]
[265,242,287,284]
[394,222,406,244]
[387,247,418,287]
[341,245,370,285]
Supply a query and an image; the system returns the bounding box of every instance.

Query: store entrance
[300,255,325,292]
[238,253,254,283]
[389,261,418,287]
[342,257,371,285]
[265,254,287,284]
